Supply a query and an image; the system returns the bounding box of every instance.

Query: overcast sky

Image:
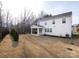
[43,1,79,24]
[0,0,79,24]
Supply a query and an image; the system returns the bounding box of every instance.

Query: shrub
[10,28,19,41]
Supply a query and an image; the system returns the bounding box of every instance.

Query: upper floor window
[45,22,47,25]
[62,18,66,23]
[52,20,55,24]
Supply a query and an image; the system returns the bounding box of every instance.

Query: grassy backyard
[0,34,79,58]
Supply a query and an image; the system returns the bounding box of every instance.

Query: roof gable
[31,25,44,28]
[32,11,72,25]
[39,11,72,21]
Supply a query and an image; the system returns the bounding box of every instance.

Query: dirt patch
[0,35,26,58]
[0,34,79,58]
[23,34,79,58]
[67,48,73,51]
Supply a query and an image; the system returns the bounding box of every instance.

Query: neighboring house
[31,12,72,38]
[72,24,79,35]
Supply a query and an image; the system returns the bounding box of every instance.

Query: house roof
[36,24,44,27]
[52,11,72,18]
[40,11,72,21]
[31,24,44,28]
[37,12,72,20]
[32,11,72,25]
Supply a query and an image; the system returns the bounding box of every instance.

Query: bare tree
[15,9,35,34]
[5,10,12,30]
[0,1,10,40]
[0,1,2,28]
[6,10,9,27]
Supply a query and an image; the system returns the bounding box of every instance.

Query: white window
[62,18,66,23]
[50,28,52,32]
[45,22,47,25]
[52,20,55,24]
[45,28,52,32]
[45,28,49,32]
[45,28,47,32]
[39,28,42,33]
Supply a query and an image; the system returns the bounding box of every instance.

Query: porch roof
[31,25,44,28]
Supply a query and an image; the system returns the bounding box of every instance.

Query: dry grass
[24,35,79,58]
[0,34,79,58]
[0,35,26,58]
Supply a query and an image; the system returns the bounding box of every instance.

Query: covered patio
[31,25,44,36]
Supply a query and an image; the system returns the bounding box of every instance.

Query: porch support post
[37,28,39,35]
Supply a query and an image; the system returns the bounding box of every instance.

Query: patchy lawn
[0,34,79,58]
[0,35,26,58]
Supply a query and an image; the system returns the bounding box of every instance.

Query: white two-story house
[31,12,72,38]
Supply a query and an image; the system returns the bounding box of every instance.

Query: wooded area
[0,1,52,41]
[0,1,35,35]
